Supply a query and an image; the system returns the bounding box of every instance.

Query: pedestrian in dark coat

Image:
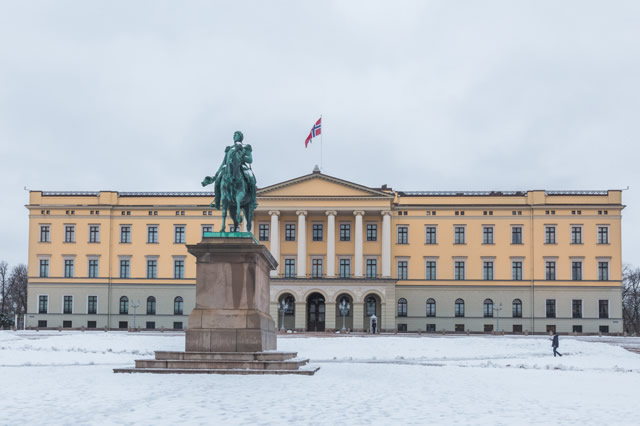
[552,332,563,357]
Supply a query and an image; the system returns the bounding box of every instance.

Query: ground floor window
[146,321,155,329]
[455,324,464,332]
[397,324,407,332]
[119,321,128,329]
[573,325,583,333]
[87,321,97,329]
[546,325,556,333]
[599,325,609,333]
[426,324,436,332]
[513,324,523,333]
[63,321,72,328]
[173,322,183,329]
[38,320,47,328]
[484,324,493,332]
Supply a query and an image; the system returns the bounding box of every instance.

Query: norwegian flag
[305,117,322,148]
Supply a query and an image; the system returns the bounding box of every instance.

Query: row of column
[267,210,392,278]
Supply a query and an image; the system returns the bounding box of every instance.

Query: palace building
[25,169,624,333]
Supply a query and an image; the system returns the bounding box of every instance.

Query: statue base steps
[113,351,319,375]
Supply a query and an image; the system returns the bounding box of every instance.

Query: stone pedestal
[185,235,278,352]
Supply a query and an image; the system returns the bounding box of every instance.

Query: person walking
[552,331,563,357]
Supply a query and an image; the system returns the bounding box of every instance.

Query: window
[425,261,437,280]
[119,259,130,278]
[339,259,351,278]
[454,227,465,244]
[397,260,408,280]
[284,259,296,278]
[397,226,408,244]
[484,299,494,317]
[572,325,582,333]
[174,226,185,243]
[455,324,465,332]
[455,299,465,317]
[511,227,522,244]
[425,226,437,244]
[119,296,129,314]
[545,226,556,244]
[546,299,556,318]
[366,224,377,241]
[147,296,156,315]
[512,299,522,318]
[40,225,50,242]
[146,321,156,329]
[64,225,75,243]
[366,259,377,278]
[454,261,465,280]
[512,261,523,281]
[311,258,323,278]
[118,321,128,329]
[484,324,494,332]
[340,223,351,241]
[202,225,213,237]
[426,298,436,317]
[258,224,269,241]
[147,226,158,243]
[397,324,408,332]
[599,325,609,333]
[87,320,97,328]
[483,261,494,280]
[397,298,408,317]
[426,324,436,332]
[366,296,377,316]
[572,300,582,318]
[62,320,72,328]
[147,259,157,279]
[285,224,296,241]
[89,225,100,243]
[173,322,183,329]
[545,261,556,281]
[483,227,494,244]
[513,324,523,333]
[88,259,99,278]
[64,259,74,278]
[38,295,48,314]
[174,296,184,315]
[597,226,609,244]
[39,259,49,278]
[571,226,582,244]
[120,226,131,243]
[88,296,97,315]
[63,296,73,314]
[572,261,582,281]
[312,224,323,241]
[599,300,609,319]
[174,259,185,279]
[598,261,609,281]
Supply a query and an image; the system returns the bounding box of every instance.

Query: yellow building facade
[25,170,624,333]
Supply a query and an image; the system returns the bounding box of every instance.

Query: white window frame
[481,256,496,280]
[87,255,100,278]
[597,224,610,245]
[62,255,76,278]
[88,224,101,243]
[453,257,467,280]
[596,257,611,281]
[174,224,186,244]
[365,255,379,278]
[482,225,495,245]
[365,221,377,242]
[120,224,132,243]
[283,256,297,277]
[201,224,214,238]
[396,224,409,244]
[510,225,524,245]
[510,257,525,281]
[453,225,466,244]
[338,256,352,278]
[396,257,410,280]
[340,221,353,242]
[257,222,270,241]
[39,224,51,243]
[37,294,49,314]
[64,224,76,243]
[284,222,296,242]
[544,257,558,281]
[544,224,557,244]
[310,255,324,278]
[37,255,51,278]
[118,255,131,279]
[570,224,584,245]
[87,295,99,315]
[146,255,159,279]
[61,294,74,314]
[424,256,438,280]
[311,222,324,242]
[425,225,438,245]
[173,255,187,279]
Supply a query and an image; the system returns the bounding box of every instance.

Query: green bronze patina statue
[202,131,257,232]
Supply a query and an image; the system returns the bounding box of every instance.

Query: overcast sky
[0,1,638,268]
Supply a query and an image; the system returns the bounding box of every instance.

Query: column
[296,211,307,278]
[354,211,364,277]
[325,302,336,331]
[352,302,364,331]
[269,211,280,277]
[294,301,307,331]
[381,210,392,278]
[326,210,337,278]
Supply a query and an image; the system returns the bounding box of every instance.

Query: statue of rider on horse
[201,131,257,232]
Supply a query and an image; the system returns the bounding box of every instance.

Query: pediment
[258,172,392,199]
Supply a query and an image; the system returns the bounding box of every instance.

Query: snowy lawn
[1,331,639,425]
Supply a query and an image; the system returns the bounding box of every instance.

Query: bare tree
[622,265,640,335]
[7,264,28,317]
[0,261,8,315]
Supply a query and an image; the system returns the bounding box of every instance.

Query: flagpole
[320,114,323,171]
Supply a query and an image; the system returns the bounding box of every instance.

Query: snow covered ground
[1,331,639,425]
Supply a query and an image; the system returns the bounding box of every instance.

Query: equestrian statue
[201,131,257,232]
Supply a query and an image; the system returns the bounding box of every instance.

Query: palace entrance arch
[307,292,325,332]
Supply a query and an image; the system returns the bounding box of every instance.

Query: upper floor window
[202,225,213,237]
[571,226,582,244]
[597,226,609,244]
[454,261,465,280]
[174,296,184,315]
[483,261,494,280]
[39,225,50,242]
[397,298,408,317]
[339,259,351,278]
[39,295,48,314]
[511,227,522,244]
[120,226,131,243]
[174,259,185,279]
[425,261,437,280]
[119,259,130,279]
[366,259,377,278]
[572,261,582,281]
[512,261,523,281]
[311,258,323,278]
[39,259,49,278]
[64,259,74,278]
[455,298,465,317]
[284,259,296,278]
[546,299,556,318]
[512,299,522,318]
[397,260,408,280]
[88,259,99,278]
[545,226,556,244]
[482,227,494,244]
[174,226,185,243]
[62,296,73,314]
[147,259,157,279]
[545,261,556,281]
[147,226,158,243]
[397,226,408,244]
[599,300,609,319]
[340,224,351,241]
[366,224,377,242]
[425,226,437,244]
[454,227,465,244]
[64,225,75,243]
[89,225,100,243]
[312,224,323,242]
[285,224,296,241]
[119,296,129,314]
[598,261,609,281]
[88,296,97,315]
[426,298,436,317]
[258,224,269,241]
[483,299,494,317]
[572,299,582,318]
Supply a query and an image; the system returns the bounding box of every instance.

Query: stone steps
[113,367,320,375]
[154,351,298,362]
[135,358,309,370]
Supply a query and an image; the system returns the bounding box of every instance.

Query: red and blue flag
[305,117,322,148]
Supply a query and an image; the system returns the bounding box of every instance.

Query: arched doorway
[277,293,295,331]
[363,293,381,332]
[307,292,325,332]
[335,293,353,331]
